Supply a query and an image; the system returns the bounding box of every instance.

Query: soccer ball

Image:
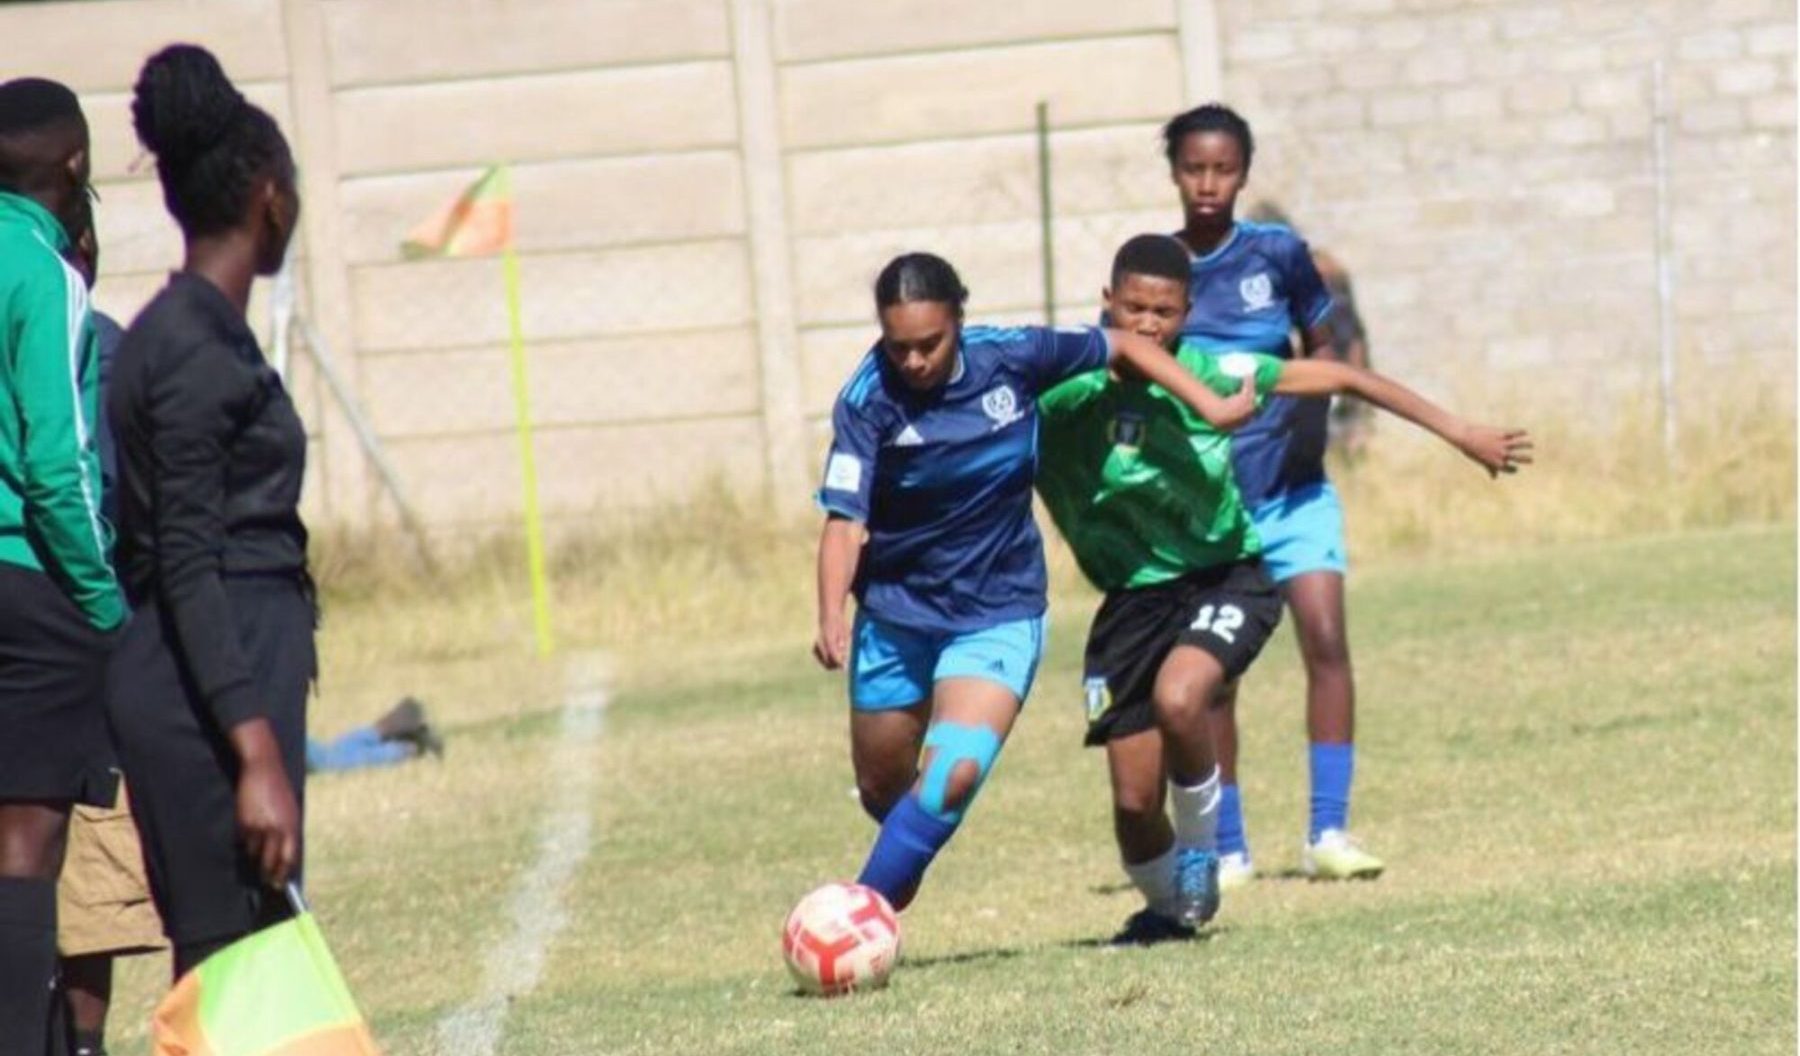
[781,882,900,996]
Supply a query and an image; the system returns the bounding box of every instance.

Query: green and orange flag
[400,163,513,259]
[152,889,380,1056]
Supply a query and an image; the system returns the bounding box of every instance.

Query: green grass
[104,525,1795,1054]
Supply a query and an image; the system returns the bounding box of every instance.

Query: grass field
[105,522,1796,1055]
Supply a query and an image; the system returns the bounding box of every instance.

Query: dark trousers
[106,577,314,951]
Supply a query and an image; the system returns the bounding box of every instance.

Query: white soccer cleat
[1217,851,1257,892]
[1300,829,1385,881]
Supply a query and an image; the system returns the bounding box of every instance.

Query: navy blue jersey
[819,324,1111,632]
[1180,221,1334,506]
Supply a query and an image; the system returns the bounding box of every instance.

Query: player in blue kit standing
[1163,104,1383,885]
[813,252,1256,914]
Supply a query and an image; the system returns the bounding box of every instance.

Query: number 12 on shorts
[1191,603,1244,643]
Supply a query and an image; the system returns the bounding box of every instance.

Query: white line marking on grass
[436,653,609,1056]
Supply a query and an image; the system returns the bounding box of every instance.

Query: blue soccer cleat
[1173,847,1221,925]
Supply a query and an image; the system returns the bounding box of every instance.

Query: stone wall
[1215,0,1795,420]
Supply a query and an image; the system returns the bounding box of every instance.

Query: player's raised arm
[1105,328,1258,432]
[1272,358,1533,477]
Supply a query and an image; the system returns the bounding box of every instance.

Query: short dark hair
[1161,103,1254,170]
[0,78,84,137]
[131,44,292,238]
[874,252,968,317]
[1111,233,1191,288]
[0,77,87,194]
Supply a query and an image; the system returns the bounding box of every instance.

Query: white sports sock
[1169,767,1221,852]
[1123,846,1179,917]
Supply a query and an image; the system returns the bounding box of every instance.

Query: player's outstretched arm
[1104,328,1257,431]
[1273,359,1534,477]
[814,514,864,670]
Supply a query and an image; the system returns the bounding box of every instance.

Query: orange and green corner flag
[152,905,380,1056]
[396,162,557,658]
[400,163,513,258]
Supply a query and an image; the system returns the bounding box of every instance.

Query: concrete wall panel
[333,61,740,176]
[787,124,1170,235]
[781,36,1182,149]
[360,329,759,437]
[322,0,730,87]
[337,152,746,264]
[773,0,1176,62]
[1,0,287,92]
[350,240,753,353]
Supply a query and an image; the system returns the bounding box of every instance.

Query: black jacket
[108,271,310,731]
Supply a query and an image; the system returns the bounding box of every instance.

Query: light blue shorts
[849,613,1047,710]
[1250,480,1348,584]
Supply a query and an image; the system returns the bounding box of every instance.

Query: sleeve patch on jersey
[824,452,863,493]
[1218,352,1260,379]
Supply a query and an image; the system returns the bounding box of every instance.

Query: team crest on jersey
[1109,411,1146,450]
[1083,676,1112,722]
[1239,272,1274,312]
[982,385,1023,429]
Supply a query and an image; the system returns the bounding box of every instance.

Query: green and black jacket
[0,191,123,630]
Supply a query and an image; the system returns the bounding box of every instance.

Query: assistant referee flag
[152,893,380,1055]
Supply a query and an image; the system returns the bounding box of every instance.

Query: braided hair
[131,44,292,238]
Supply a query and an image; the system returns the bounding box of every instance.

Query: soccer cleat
[1301,829,1385,880]
[376,696,445,759]
[372,696,426,742]
[1172,847,1221,924]
[1217,851,1257,892]
[1109,906,1196,946]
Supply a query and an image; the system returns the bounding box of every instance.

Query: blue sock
[857,793,958,908]
[1309,742,1355,841]
[1217,783,1248,857]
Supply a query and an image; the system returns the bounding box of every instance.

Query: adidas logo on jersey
[891,424,925,447]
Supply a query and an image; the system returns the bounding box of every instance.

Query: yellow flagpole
[498,164,555,657]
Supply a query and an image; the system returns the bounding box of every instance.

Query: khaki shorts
[57,781,167,957]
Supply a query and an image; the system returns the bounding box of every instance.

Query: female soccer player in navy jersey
[1162,103,1385,885]
[813,252,1255,912]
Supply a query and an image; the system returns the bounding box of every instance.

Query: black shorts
[0,562,116,805]
[1081,560,1282,747]
[105,576,314,947]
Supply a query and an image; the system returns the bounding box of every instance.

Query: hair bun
[130,44,246,170]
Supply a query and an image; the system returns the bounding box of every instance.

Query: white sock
[1169,767,1221,852]
[1123,846,1180,917]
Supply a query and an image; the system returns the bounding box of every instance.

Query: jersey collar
[1179,221,1242,269]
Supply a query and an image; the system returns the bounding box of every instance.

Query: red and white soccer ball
[781,882,901,996]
